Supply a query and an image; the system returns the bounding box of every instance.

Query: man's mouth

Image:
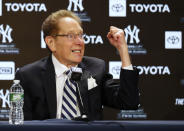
[72,49,81,53]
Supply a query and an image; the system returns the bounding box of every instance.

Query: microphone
[70,67,82,81]
[70,67,89,121]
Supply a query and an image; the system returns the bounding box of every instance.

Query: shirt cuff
[122,64,133,70]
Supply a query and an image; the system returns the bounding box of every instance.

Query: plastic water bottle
[9,80,24,125]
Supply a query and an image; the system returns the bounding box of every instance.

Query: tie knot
[65,70,71,75]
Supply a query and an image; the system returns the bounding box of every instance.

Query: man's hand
[107,26,132,68]
[107,26,127,50]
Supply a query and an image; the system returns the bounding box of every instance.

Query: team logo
[0,89,10,108]
[0,24,19,54]
[124,25,147,54]
[124,25,140,44]
[0,89,10,119]
[68,0,84,12]
[0,24,13,43]
[165,31,182,49]
[67,0,91,22]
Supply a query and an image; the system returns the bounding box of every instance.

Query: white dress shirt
[52,54,80,119]
[123,64,133,70]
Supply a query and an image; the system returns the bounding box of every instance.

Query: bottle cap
[14,80,20,84]
[82,115,87,119]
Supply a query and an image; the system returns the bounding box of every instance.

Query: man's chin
[72,58,83,65]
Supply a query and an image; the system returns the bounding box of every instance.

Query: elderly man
[15,10,139,120]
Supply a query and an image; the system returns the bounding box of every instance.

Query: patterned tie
[61,70,77,119]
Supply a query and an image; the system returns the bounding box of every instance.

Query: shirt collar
[52,54,69,77]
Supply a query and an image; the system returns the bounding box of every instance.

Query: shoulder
[15,56,51,83]
[17,56,49,73]
[81,56,106,75]
[82,56,105,67]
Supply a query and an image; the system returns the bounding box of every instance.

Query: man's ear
[45,36,56,52]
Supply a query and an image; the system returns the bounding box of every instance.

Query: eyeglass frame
[52,33,85,40]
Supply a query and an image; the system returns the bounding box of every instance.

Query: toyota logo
[112,4,124,12]
[167,36,180,44]
[112,66,121,74]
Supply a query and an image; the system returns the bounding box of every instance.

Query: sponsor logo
[165,31,182,49]
[5,3,47,12]
[109,61,121,79]
[67,0,91,22]
[109,0,126,17]
[137,66,171,75]
[0,0,47,16]
[124,25,147,54]
[0,61,15,80]
[84,35,103,44]
[0,24,19,54]
[175,98,184,106]
[0,67,12,74]
[118,108,147,119]
[109,1,171,17]
[129,4,170,13]
[109,61,171,79]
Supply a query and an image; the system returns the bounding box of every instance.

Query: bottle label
[10,93,24,102]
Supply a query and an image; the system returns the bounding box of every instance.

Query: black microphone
[70,67,82,81]
[70,67,89,121]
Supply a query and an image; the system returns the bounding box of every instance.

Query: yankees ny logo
[0,24,13,43]
[0,89,10,108]
[124,25,140,44]
[67,0,84,11]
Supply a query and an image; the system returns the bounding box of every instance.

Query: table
[0,119,184,131]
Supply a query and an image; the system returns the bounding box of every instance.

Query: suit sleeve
[102,68,139,110]
[15,69,33,120]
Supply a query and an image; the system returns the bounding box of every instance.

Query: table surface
[0,120,184,131]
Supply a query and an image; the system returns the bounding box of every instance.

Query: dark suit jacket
[15,55,139,120]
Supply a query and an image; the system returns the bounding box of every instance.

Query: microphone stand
[70,68,89,122]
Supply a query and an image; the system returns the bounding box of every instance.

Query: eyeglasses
[52,33,85,40]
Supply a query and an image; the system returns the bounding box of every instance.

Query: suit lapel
[41,55,57,118]
[78,62,91,115]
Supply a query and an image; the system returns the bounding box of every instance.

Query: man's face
[50,17,85,67]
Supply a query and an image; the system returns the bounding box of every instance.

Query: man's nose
[74,36,84,45]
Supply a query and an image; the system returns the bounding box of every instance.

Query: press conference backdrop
[0,0,184,120]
